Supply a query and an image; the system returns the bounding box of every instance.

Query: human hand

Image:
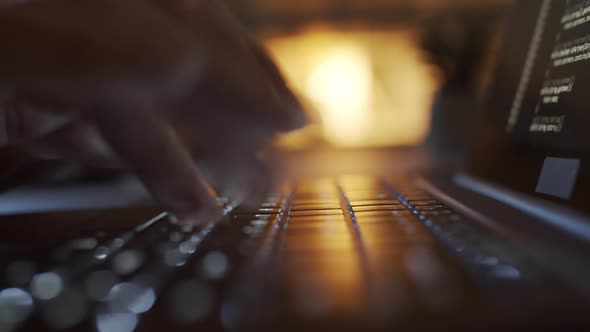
[0,0,306,224]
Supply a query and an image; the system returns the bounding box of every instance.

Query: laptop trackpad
[535,157,581,200]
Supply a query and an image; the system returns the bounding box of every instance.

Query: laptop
[2,0,590,331]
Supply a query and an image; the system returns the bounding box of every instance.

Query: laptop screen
[471,0,590,214]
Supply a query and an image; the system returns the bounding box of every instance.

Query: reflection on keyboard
[0,176,575,331]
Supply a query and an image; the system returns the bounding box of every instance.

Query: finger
[197,153,277,208]
[1,99,122,167]
[1,99,76,145]
[246,37,308,131]
[238,158,278,207]
[24,119,123,168]
[174,107,278,205]
[157,0,306,132]
[173,105,277,159]
[93,102,222,225]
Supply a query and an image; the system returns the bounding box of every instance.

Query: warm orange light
[306,45,372,146]
[264,26,440,149]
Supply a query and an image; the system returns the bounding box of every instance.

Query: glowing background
[263,27,441,148]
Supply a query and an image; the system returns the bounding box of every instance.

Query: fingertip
[170,204,225,227]
[245,38,309,132]
[256,86,308,134]
[282,94,309,131]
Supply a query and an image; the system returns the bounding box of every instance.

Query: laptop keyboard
[0,175,579,331]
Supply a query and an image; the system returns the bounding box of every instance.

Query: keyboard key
[290,204,341,211]
[231,207,281,215]
[408,200,441,206]
[287,224,350,236]
[289,210,343,217]
[288,215,345,223]
[354,216,399,224]
[285,235,356,252]
[349,199,401,206]
[292,194,339,201]
[230,214,279,222]
[345,193,392,201]
[353,205,407,212]
[291,200,341,206]
[354,210,406,218]
[420,210,454,217]
[415,205,447,211]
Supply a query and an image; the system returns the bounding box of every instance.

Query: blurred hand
[0,0,306,224]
